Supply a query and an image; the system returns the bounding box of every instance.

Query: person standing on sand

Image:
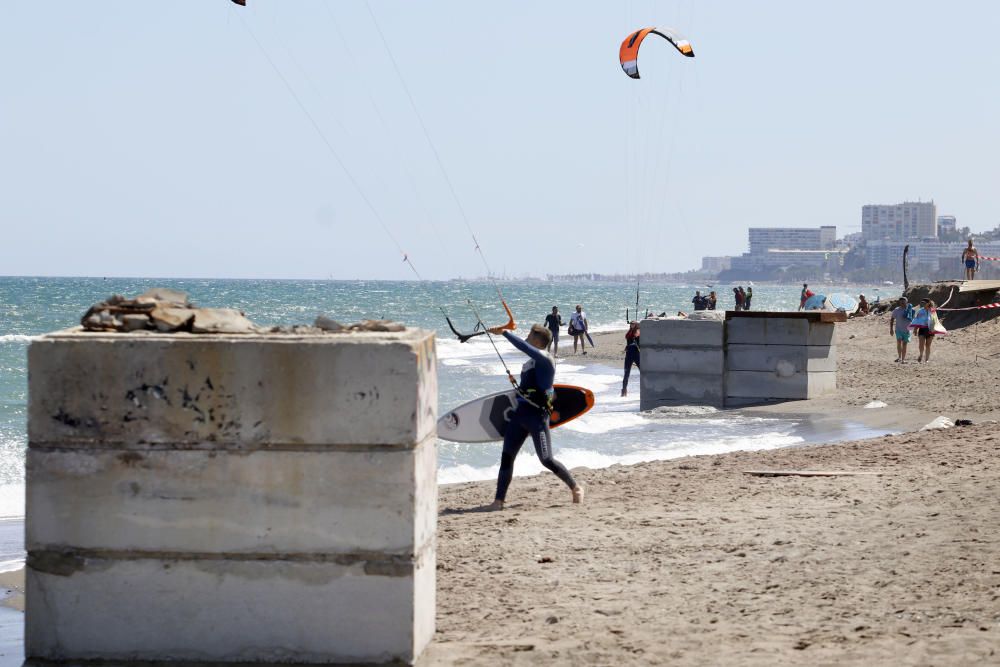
[692,291,706,311]
[621,320,640,397]
[745,286,753,310]
[569,304,588,355]
[733,287,743,311]
[909,298,945,363]
[486,324,583,510]
[708,291,717,310]
[799,283,809,311]
[890,297,913,363]
[962,239,980,280]
[544,306,563,357]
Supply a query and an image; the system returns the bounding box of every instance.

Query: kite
[619,27,694,79]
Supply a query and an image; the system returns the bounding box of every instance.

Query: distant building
[862,201,937,241]
[748,226,837,255]
[937,215,956,236]
[865,239,1000,270]
[700,256,732,273]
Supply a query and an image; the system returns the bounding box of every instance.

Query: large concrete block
[640,347,725,375]
[726,370,837,400]
[26,551,435,664]
[28,329,437,447]
[640,318,724,348]
[727,344,836,374]
[26,437,436,556]
[640,371,724,409]
[726,318,835,346]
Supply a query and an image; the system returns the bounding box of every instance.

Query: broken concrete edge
[38,326,423,341]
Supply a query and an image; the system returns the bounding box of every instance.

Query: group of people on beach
[543,305,590,357]
[690,290,717,311]
[889,296,945,363]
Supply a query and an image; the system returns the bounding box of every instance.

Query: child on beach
[486,324,583,510]
[909,298,946,363]
[890,297,913,363]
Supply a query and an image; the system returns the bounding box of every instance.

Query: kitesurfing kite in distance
[231,0,245,6]
[619,27,695,79]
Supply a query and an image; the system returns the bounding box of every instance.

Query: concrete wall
[640,319,725,409]
[725,318,837,404]
[26,328,437,665]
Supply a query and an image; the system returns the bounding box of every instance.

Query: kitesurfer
[486,324,583,510]
[621,321,641,397]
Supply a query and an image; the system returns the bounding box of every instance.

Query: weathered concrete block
[726,370,837,400]
[640,371,724,409]
[726,318,835,346]
[26,552,435,664]
[28,329,437,447]
[639,318,724,348]
[26,437,436,556]
[727,344,836,374]
[640,347,724,375]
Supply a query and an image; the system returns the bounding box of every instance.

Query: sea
[0,276,894,569]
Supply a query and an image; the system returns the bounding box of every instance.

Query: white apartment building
[700,256,732,272]
[747,226,837,254]
[861,201,937,241]
[865,240,1000,270]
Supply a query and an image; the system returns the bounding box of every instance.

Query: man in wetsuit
[544,306,563,356]
[486,323,583,510]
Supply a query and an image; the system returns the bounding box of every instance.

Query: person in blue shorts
[486,324,583,510]
[962,239,980,280]
[889,297,913,363]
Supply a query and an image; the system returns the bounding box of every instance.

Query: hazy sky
[2,1,998,279]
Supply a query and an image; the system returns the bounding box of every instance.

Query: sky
[2,1,999,280]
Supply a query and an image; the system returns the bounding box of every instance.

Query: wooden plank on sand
[743,470,884,477]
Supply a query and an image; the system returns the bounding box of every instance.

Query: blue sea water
[0,276,892,525]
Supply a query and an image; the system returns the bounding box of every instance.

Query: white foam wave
[0,559,23,574]
[561,411,647,434]
[438,432,805,486]
[0,485,24,519]
[0,335,34,343]
[643,405,720,417]
[441,358,471,367]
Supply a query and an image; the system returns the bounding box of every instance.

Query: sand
[422,315,1000,665]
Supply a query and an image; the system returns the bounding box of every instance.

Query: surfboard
[437,384,596,443]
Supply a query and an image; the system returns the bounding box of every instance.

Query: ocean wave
[438,432,805,486]
[0,335,35,343]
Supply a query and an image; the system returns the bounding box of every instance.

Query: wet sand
[423,315,1000,665]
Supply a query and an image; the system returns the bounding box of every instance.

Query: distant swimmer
[486,324,583,510]
[621,320,640,397]
[544,306,563,357]
[962,239,980,280]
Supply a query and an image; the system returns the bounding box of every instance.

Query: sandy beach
[423,314,1000,665]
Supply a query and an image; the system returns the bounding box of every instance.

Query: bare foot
[572,485,584,504]
[487,499,504,511]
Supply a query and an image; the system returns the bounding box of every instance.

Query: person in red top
[621,321,641,397]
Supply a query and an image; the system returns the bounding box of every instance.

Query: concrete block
[640,347,724,375]
[639,318,723,348]
[26,437,436,556]
[26,552,435,664]
[726,318,835,346]
[640,371,724,409]
[28,329,437,447]
[726,370,837,400]
[727,344,836,374]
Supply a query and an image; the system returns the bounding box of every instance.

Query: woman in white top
[569,304,588,355]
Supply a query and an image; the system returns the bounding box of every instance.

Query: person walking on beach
[909,298,945,363]
[799,284,809,311]
[962,239,980,280]
[621,320,640,397]
[569,304,588,355]
[486,324,583,510]
[890,297,913,363]
[708,291,717,310]
[692,291,706,311]
[544,306,563,356]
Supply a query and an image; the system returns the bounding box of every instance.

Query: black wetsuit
[623,330,640,391]
[495,331,576,502]
[544,313,562,342]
